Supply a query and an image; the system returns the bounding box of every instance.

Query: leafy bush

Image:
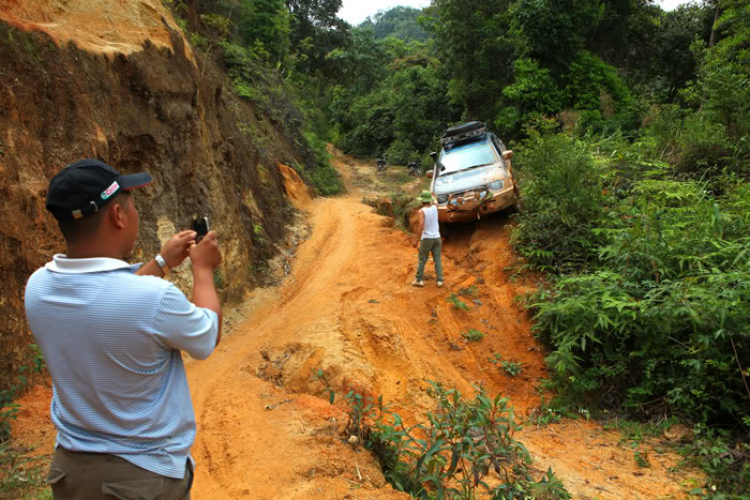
[563,51,632,113]
[447,293,470,311]
[460,329,484,342]
[302,131,343,196]
[686,425,750,497]
[345,381,571,499]
[0,345,45,441]
[526,177,750,429]
[490,354,523,377]
[0,441,48,498]
[511,134,607,272]
[671,113,738,178]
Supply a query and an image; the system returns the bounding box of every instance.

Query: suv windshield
[438,138,498,175]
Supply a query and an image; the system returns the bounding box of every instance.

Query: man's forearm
[192,268,223,346]
[136,259,165,277]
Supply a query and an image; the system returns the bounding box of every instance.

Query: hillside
[0,0,309,391]
[359,7,429,42]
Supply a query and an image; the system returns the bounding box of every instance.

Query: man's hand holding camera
[138,228,222,278]
[189,231,222,274]
[160,230,199,269]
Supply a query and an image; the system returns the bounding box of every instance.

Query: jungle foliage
[359,6,429,42]
[170,0,346,194]
[503,1,750,495]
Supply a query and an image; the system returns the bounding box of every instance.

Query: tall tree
[285,0,350,76]
[360,6,430,42]
[423,0,515,120]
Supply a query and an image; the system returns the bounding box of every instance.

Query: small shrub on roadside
[460,329,484,342]
[511,134,607,272]
[447,293,470,311]
[344,381,571,499]
[0,442,49,499]
[0,344,45,441]
[490,354,523,377]
[303,131,343,196]
[685,425,750,498]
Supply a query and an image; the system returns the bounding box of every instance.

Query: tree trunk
[188,0,200,33]
[709,1,720,48]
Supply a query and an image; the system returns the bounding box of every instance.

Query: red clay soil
[10,151,702,498]
[0,0,195,59]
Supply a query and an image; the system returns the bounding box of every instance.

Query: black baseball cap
[46,159,152,222]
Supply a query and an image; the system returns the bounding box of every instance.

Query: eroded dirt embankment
[0,0,304,390]
[13,150,702,498]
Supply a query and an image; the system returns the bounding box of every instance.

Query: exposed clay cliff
[0,0,309,389]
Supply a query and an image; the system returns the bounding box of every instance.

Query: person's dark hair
[58,191,131,242]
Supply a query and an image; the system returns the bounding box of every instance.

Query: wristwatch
[155,254,170,275]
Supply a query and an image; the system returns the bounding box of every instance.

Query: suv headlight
[437,194,448,204]
[488,180,504,190]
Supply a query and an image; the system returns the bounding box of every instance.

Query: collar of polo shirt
[45,254,141,274]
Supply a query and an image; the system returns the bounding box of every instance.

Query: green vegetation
[0,442,50,499]
[165,0,343,196]
[460,329,484,342]
[0,345,48,498]
[344,381,571,499]
[490,354,523,377]
[359,7,429,42]
[447,293,469,312]
[1,345,45,441]
[686,425,750,497]
[311,368,336,405]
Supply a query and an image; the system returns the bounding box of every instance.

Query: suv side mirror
[425,169,434,178]
[502,150,514,161]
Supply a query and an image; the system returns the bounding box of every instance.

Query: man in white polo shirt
[24,159,223,499]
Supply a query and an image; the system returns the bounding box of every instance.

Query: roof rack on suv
[441,121,486,148]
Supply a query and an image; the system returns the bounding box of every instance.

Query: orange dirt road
[12,151,701,498]
[185,152,701,499]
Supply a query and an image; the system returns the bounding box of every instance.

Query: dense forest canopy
[359,6,430,42]
[174,0,749,494]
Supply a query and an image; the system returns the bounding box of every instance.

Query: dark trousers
[47,446,193,500]
[416,238,444,282]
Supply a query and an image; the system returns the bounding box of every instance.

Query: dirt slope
[11,150,701,498]
[0,0,302,390]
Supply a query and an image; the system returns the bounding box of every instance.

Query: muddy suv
[426,122,519,223]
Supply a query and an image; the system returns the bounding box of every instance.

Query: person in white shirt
[412,190,444,287]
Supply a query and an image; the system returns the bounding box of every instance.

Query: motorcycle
[376,154,387,172]
[407,159,421,176]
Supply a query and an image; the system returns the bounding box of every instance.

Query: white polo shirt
[24,255,219,479]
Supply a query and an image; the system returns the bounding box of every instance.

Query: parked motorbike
[407,159,421,176]
[376,154,387,172]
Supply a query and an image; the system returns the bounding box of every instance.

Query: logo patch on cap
[101,181,120,200]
